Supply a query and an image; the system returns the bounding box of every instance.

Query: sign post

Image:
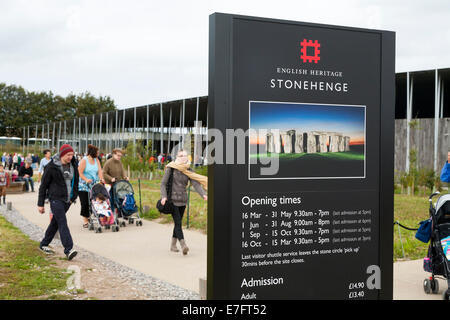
[207,13,395,300]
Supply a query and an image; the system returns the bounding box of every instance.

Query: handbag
[156,168,174,214]
[415,218,432,243]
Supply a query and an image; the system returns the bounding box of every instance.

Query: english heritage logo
[300,39,320,63]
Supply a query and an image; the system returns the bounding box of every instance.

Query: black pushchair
[112,180,143,227]
[423,192,450,299]
[88,183,120,233]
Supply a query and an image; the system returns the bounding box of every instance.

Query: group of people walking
[37,144,127,259]
[0,152,45,193]
[35,143,207,261]
[1,152,41,171]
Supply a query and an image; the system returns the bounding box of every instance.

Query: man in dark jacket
[17,161,34,192]
[37,144,79,260]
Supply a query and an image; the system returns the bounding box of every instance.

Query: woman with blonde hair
[160,149,207,255]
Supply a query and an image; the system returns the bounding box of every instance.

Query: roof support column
[160,103,164,155]
[434,69,440,174]
[134,107,137,158]
[406,72,413,173]
[167,107,172,156]
[194,97,200,166]
[85,117,88,154]
[33,125,38,153]
[152,114,155,156]
[146,105,149,151]
[122,109,126,149]
[52,122,56,152]
[42,124,44,153]
[64,120,67,146]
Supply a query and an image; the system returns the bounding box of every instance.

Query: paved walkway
[394,259,447,300]
[5,187,449,299]
[7,188,206,294]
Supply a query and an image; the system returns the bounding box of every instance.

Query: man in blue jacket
[37,144,79,260]
[440,152,450,182]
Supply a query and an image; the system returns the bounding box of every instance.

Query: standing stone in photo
[344,136,351,151]
[307,133,317,153]
[273,131,282,153]
[294,131,304,153]
[280,131,288,153]
[329,135,339,152]
[266,133,274,153]
[282,130,295,153]
[338,135,345,152]
[319,133,328,153]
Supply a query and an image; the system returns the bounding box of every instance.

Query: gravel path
[0,204,200,300]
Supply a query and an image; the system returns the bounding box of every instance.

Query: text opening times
[239,195,374,261]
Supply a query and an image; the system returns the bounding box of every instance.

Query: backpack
[122,193,138,215]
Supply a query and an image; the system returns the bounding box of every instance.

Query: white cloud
[0,0,449,107]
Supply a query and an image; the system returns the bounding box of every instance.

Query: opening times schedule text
[240,208,373,249]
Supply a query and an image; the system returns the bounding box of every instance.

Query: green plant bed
[132,180,431,259]
[130,178,208,233]
[0,216,70,299]
[251,151,364,161]
[393,194,431,261]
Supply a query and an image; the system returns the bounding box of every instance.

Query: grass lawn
[131,175,434,261]
[393,194,431,261]
[0,215,70,300]
[250,151,365,161]
[130,178,208,233]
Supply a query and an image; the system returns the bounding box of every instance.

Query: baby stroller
[112,180,143,227]
[88,183,120,233]
[423,192,450,299]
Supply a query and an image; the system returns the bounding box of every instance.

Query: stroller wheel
[443,289,450,300]
[88,224,94,231]
[120,221,126,227]
[423,279,432,294]
[96,227,102,233]
[138,220,143,226]
[431,279,439,294]
[129,218,134,224]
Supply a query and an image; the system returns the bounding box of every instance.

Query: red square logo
[300,39,321,63]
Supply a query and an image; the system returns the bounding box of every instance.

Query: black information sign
[207,13,395,300]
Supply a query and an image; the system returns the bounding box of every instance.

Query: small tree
[399,171,408,194]
[417,168,427,196]
[407,149,418,195]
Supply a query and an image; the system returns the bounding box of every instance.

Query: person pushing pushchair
[102,149,129,215]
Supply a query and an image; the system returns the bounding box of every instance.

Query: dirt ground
[46,247,151,300]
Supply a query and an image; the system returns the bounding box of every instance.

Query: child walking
[0,164,9,205]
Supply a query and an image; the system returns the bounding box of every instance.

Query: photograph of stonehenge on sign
[249,101,366,179]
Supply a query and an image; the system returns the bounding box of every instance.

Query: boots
[170,237,179,252]
[179,239,189,255]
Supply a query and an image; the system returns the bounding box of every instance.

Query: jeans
[109,187,115,213]
[16,177,34,191]
[171,205,186,240]
[40,200,73,255]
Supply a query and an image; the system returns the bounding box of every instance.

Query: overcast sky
[1,0,449,108]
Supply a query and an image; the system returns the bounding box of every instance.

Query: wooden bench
[6,181,26,194]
